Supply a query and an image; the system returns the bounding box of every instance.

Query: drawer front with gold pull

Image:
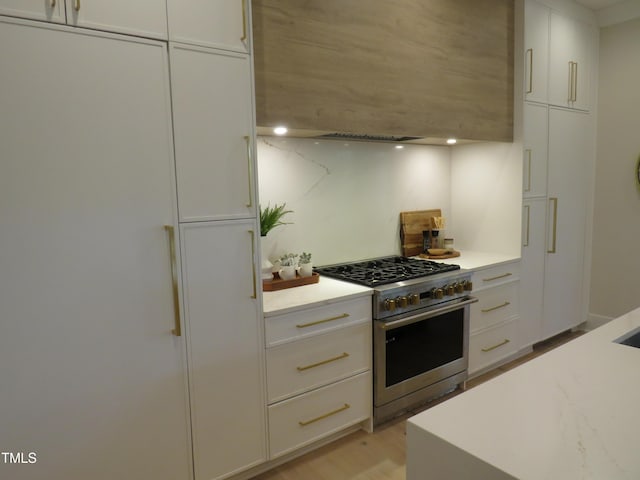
[469,321,517,375]
[266,323,370,403]
[267,372,371,459]
[471,282,519,333]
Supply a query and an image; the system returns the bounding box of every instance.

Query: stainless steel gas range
[315,256,477,425]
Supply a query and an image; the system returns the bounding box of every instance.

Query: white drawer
[268,371,371,459]
[471,281,519,333]
[266,323,371,404]
[265,297,371,347]
[469,320,518,375]
[471,261,520,292]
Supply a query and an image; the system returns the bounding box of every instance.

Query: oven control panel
[374,275,473,319]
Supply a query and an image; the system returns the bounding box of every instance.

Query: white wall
[589,18,640,319]
[257,137,451,266]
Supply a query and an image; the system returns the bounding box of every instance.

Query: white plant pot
[260,237,273,280]
[299,263,313,278]
[279,265,296,280]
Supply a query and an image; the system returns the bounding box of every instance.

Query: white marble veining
[407,307,640,480]
[262,276,372,317]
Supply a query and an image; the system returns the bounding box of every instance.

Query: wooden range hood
[251,0,514,145]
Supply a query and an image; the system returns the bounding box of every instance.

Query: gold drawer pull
[297,352,350,372]
[298,403,350,427]
[483,272,512,282]
[164,225,181,337]
[296,313,349,329]
[481,339,510,352]
[241,0,247,42]
[481,301,510,313]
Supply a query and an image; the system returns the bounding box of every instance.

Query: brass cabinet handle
[51,0,56,7]
[547,197,558,254]
[481,339,510,352]
[248,230,257,299]
[298,403,350,427]
[74,0,80,11]
[244,136,253,209]
[523,205,530,247]
[241,0,247,42]
[482,272,512,282]
[481,301,510,313]
[296,313,349,329]
[296,352,350,372]
[524,149,532,192]
[572,61,578,102]
[526,48,533,94]
[567,61,573,101]
[164,225,182,337]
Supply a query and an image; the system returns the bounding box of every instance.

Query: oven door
[374,297,477,408]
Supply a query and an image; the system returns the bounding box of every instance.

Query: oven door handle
[379,297,478,331]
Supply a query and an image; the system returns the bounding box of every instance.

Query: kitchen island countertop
[262,276,373,317]
[406,306,640,479]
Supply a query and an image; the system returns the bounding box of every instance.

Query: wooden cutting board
[400,209,441,257]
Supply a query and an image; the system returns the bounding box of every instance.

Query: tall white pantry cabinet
[0,2,264,480]
[520,0,596,348]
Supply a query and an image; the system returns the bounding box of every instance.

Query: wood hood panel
[252,0,514,143]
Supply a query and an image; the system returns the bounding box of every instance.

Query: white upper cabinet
[167,0,250,53]
[548,12,593,111]
[522,102,548,198]
[524,0,549,103]
[0,0,65,23]
[170,44,255,222]
[64,0,168,39]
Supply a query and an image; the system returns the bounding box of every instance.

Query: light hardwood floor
[251,330,584,480]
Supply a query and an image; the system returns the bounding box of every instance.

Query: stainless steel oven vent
[318,133,422,142]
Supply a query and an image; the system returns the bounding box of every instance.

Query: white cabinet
[264,297,372,458]
[180,221,265,480]
[64,0,168,39]
[170,44,256,222]
[0,0,65,23]
[524,0,549,103]
[548,12,593,111]
[542,108,591,338]
[522,102,548,198]
[467,262,520,376]
[0,18,190,480]
[168,0,250,52]
[519,198,546,347]
[0,0,168,38]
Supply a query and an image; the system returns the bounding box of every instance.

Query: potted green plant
[260,203,293,237]
[279,253,298,280]
[298,252,313,277]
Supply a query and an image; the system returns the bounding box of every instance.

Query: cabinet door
[523,102,548,198]
[64,0,168,39]
[167,0,249,53]
[519,198,546,347]
[524,0,549,103]
[542,108,591,339]
[170,44,255,222]
[0,0,65,23]
[181,221,265,480]
[0,19,190,480]
[548,13,592,111]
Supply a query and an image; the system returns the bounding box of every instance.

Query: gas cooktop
[314,255,460,287]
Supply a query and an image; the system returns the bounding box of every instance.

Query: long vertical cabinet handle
[74,0,80,11]
[524,149,532,193]
[547,198,558,254]
[248,230,257,299]
[525,48,533,94]
[240,0,247,42]
[572,62,578,102]
[50,0,56,7]
[567,62,573,102]
[523,205,530,247]
[164,225,182,336]
[244,135,253,209]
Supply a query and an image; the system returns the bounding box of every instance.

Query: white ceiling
[574,0,626,10]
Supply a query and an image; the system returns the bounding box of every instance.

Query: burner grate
[314,256,460,287]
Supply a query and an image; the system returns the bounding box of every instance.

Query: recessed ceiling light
[446,138,457,145]
[395,145,404,149]
[273,126,288,135]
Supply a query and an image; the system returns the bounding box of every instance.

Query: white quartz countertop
[424,250,520,271]
[407,307,640,480]
[262,276,373,317]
